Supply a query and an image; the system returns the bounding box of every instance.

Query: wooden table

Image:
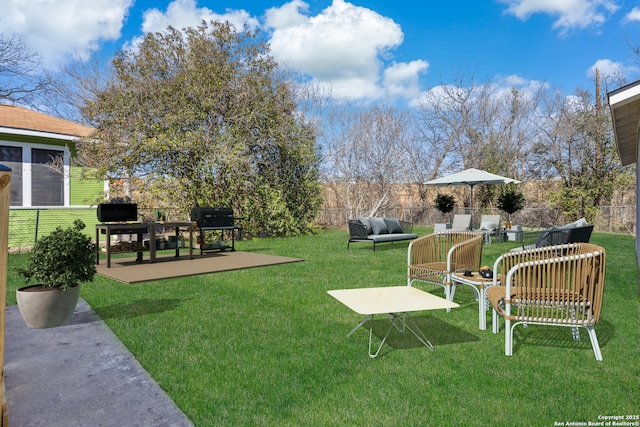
[96,222,193,268]
[328,286,459,358]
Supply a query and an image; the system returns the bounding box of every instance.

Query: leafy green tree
[78,21,321,236]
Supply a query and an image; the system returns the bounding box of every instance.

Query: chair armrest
[520,228,570,249]
[567,225,594,243]
[347,220,369,239]
[399,220,413,233]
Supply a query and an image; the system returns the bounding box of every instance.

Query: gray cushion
[369,217,388,235]
[479,222,498,232]
[562,217,588,229]
[357,216,372,234]
[384,218,403,234]
[368,233,417,242]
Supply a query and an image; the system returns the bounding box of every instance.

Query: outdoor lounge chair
[488,242,606,360]
[478,214,501,244]
[519,218,594,250]
[450,214,472,231]
[408,231,483,310]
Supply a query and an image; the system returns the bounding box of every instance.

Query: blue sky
[2,0,640,106]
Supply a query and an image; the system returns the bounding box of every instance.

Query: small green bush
[434,194,456,220]
[17,219,97,290]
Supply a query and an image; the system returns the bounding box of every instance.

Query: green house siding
[70,166,104,206]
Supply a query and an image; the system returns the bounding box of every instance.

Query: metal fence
[7,206,188,251]
[8,204,636,251]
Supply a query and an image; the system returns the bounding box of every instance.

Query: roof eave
[608,80,640,167]
[0,126,82,142]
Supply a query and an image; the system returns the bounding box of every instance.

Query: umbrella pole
[469,184,474,229]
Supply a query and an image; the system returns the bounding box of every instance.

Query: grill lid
[191,207,234,227]
[97,203,138,223]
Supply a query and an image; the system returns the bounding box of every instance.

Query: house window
[32,148,64,206]
[0,145,23,206]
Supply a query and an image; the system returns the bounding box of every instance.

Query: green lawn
[6,228,640,426]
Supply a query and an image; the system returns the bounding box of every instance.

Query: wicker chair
[407,231,483,308]
[488,243,606,360]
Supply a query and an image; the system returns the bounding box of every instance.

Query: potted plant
[16,219,97,328]
[497,189,525,229]
[434,194,456,230]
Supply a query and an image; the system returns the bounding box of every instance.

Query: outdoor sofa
[518,218,594,250]
[347,216,417,251]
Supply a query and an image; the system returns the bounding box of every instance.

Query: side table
[450,272,501,330]
[502,227,523,243]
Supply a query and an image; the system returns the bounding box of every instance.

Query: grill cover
[190,207,234,227]
[97,203,138,223]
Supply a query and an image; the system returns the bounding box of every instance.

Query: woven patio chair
[488,242,606,360]
[407,231,483,310]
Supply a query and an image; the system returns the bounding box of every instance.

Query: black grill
[190,207,234,228]
[97,203,138,223]
[190,207,242,253]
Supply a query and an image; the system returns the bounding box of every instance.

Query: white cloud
[411,75,548,109]
[587,58,637,81]
[383,60,429,99]
[623,7,640,23]
[265,0,426,101]
[499,0,620,33]
[0,0,133,69]
[140,0,258,34]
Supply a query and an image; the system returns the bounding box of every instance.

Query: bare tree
[322,103,414,218]
[414,74,542,210]
[0,33,55,107]
[531,71,628,222]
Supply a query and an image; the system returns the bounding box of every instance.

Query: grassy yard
[6,227,640,426]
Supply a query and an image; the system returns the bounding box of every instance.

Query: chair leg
[443,283,452,312]
[448,283,456,301]
[505,320,513,356]
[585,326,603,361]
[571,326,581,342]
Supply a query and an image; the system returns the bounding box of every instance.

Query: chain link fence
[8,204,635,251]
[7,207,189,252]
[315,205,636,234]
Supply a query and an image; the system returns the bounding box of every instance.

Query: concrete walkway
[4,298,193,427]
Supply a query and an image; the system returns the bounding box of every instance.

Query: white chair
[478,214,501,244]
[488,243,606,360]
[408,231,483,311]
[450,214,471,231]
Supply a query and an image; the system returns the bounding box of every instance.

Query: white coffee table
[328,286,459,358]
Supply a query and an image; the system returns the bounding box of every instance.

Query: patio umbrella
[425,168,520,217]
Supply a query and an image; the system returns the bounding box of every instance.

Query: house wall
[0,135,103,207]
[69,166,105,206]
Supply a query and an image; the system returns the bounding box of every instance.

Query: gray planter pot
[16,285,80,328]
